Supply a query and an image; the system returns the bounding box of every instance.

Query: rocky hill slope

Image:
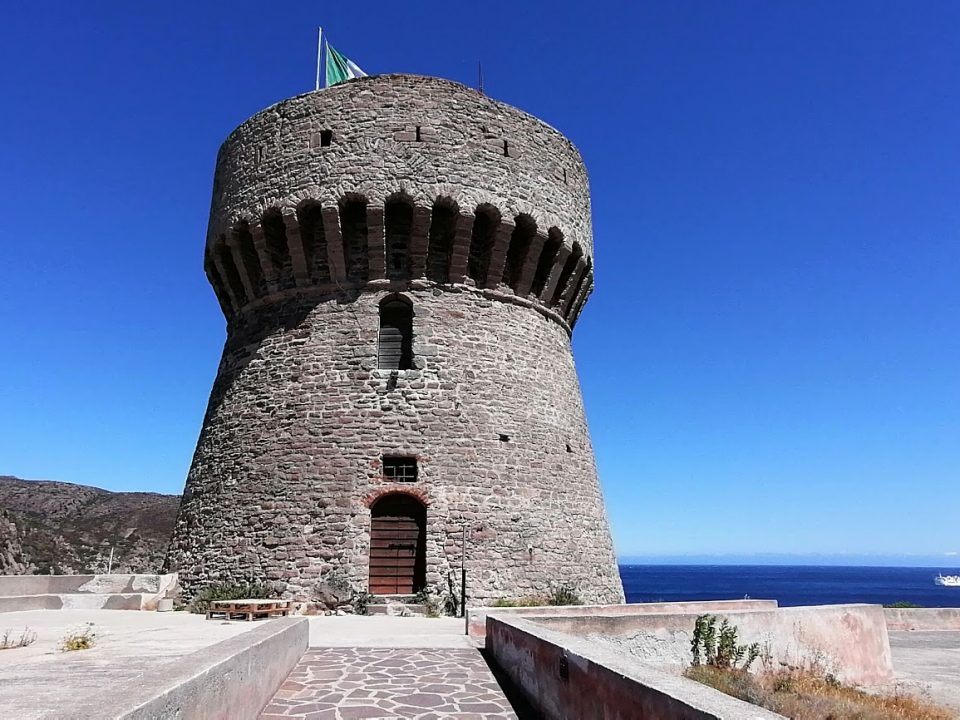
[0,476,180,575]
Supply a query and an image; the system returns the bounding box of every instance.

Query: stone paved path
[259,647,523,720]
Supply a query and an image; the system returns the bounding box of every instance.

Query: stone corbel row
[205,196,595,331]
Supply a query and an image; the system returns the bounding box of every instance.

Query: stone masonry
[165,74,624,605]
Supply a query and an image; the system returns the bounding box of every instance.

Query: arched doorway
[369,494,426,595]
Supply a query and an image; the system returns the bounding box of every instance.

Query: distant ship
[934,573,960,587]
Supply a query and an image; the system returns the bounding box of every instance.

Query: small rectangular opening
[383,456,418,482]
[415,125,422,142]
[320,130,333,147]
[503,139,510,157]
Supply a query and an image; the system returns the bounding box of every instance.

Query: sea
[619,565,960,608]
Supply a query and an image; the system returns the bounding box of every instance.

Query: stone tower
[166,75,624,605]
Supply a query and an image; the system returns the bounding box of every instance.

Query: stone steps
[365,603,428,617]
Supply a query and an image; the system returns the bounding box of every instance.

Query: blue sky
[2,1,958,561]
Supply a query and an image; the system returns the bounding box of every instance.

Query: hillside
[0,476,180,575]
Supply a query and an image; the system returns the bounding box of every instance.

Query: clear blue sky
[2,1,958,562]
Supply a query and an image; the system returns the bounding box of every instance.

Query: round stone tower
[166,74,624,606]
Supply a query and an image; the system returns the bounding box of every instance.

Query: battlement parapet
[204,75,594,329]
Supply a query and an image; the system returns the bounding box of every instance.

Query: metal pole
[460,525,466,618]
[315,27,324,91]
[107,546,114,574]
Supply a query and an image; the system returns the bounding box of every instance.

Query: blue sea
[620,565,960,608]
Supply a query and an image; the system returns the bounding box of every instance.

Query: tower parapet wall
[204,75,594,329]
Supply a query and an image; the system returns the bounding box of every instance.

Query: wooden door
[369,494,426,595]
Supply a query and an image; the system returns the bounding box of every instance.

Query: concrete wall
[0,573,175,597]
[0,593,144,613]
[0,573,177,611]
[885,607,960,631]
[487,615,785,720]
[539,604,893,686]
[59,617,308,720]
[468,599,779,638]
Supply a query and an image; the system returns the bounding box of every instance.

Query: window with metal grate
[382,457,418,482]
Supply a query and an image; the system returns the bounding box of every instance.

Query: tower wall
[167,75,623,605]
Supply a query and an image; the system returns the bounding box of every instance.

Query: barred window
[383,457,418,482]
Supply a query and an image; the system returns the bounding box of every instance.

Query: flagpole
[315,27,323,91]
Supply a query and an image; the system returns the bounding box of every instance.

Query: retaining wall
[884,607,960,631]
[467,599,778,638]
[0,573,177,611]
[537,604,893,686]
[59,617,308,720]
[487,614,785,720]
[0,593,144,612]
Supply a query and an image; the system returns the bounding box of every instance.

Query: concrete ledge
[487,614,785,719]
[467,599,779,639]
[0,593,144,613]
[885,607,960,631]
[0,574,177,610]
[56,617,308,720]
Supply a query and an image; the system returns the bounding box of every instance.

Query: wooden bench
[206,598,293,621]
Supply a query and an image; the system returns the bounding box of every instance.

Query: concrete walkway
[308,615,474,648]
[889,630,960,712]
[260,648,522,719]
[260,616,536,719]
[0,609,258,720]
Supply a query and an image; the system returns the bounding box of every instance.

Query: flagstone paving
[259,647,525,720]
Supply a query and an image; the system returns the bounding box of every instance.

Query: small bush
[189,581,274,614]
[547,584,583,606]
[353,591,374,616]
[61,623,96,652]
[690,615,760,671]
[0,627,37,650]
[884,601,923,609]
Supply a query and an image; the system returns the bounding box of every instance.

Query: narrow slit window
[503,139,510,157]
[382,457,418,482]
[378,298,414,370]
[415,126,422,142]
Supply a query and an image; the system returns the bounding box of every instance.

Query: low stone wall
[884,607,960,631]
[487,614,785,720]
[0,573,177,611]
[467,599,778,638]
[58,617,308,720]
[537,604,893,686]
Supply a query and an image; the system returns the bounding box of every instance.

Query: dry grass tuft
[686,665,954,720]
[60,623,97,652]
[490,596,548,608]
[0,627,37,650]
